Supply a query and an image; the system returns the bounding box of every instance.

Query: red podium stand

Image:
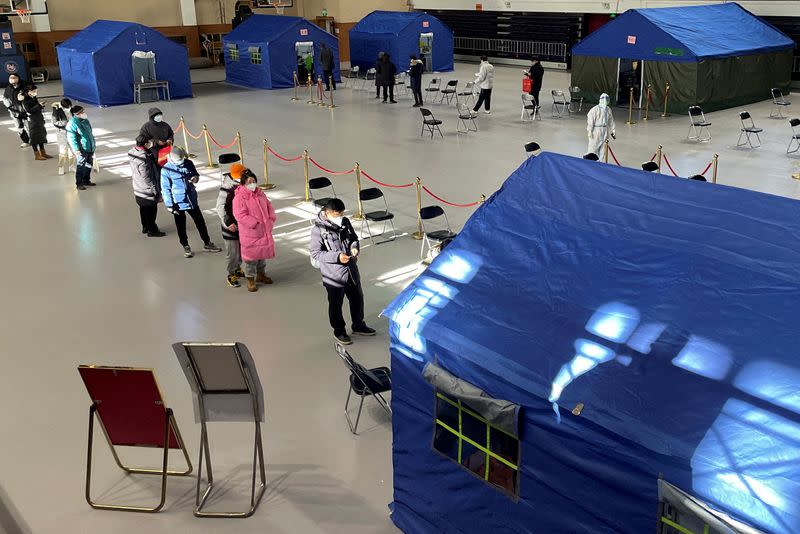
[78,365,193,512]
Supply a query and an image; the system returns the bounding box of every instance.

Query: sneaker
[234,267,245,278]
[19,142,29,148]
[227,274,240,288]
[483,110,492,115]
[412,103,421,108]
[470,111,478,118]
[85,181,97,187]
[334,332,353,345]
[76,185,86,191]
[183,246,194,258]
[203,242,222,253]
[352,324,377,336]
[390,100,397,104]
[147,230,166,237]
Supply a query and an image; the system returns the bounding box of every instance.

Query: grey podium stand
[172,342,266,518]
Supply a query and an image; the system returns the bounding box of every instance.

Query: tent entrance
[132,51,158,102]
[420,32,433,70]
[296,41,314,83]
[616,58,643,108]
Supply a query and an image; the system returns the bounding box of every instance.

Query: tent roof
[351,10,426,34]
[57,20,155,54]
[224,14,308,43]
[572,3,794,61]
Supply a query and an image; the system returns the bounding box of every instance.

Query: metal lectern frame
[174,342,266,518]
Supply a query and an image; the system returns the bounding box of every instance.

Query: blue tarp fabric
[349,11,453,72]
[384,152,800,534]
[223,15,340,90]
[57,20,192,106]
[572,3,794,62]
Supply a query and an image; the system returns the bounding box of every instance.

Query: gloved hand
[167,205,180,215]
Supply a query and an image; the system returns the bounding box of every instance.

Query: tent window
[249,46,262,65]
[227,44,240,62]
[433,392,520,498]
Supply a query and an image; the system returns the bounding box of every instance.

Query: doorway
[296,42,314,83]
[419,33,433,71]
[616,58,643,108]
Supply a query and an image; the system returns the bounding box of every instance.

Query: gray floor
[1,63,798,534]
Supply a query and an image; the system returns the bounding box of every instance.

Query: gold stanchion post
[307,75,314,104]
[603,139,610,164]
[202,125,218,168]
[626,87,636,125]
[180,116,197,158]
[317,76,326,107]
[480,194,486,204]
[352,163,364,220]
[656,145,663,174]
[712,154,719,184]
[236,132,244,165]
[260,139,276,190]
[661,82,671,118]
[643,85,651,121]
[328,77,337,109]
[291,72,299,101]
[303,149,310,201]
[412,177,423,240]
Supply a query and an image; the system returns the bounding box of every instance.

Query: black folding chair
[456,103,478,133]
[420,108,443,139]
[438,79,458,105]
[524,141,541,156]
[687,106,712,142]
[551,90,569,117]
[359,187,396,244]
[770,88,791,119]
[457,81,476,108]
[788,118,800,154]
[641,161,659,172]
[424,78,441,102]
[419,205,457,260]
[736,111,762,148]
[569,86,584,113]
[335,343,391,435]
[308,177,336,208]
[521,93,538,122]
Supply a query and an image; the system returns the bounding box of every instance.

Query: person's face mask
[599,98,608,109]
[245,183,257,192]
[328,215,344,227]
[173,158,185,166]
[153,114,163,123]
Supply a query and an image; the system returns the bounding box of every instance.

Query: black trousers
[76,153,93,186]
[136,197,159,233]
[530,89,541,107]
[173,207,210,247]
[323,69,336,90]
[382,84,395,102]
[325,279,365,335]
[473,88,492,111]
[411,79,423,104]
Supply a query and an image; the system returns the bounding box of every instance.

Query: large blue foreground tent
[384,152,800,534]
[349,11,453,73]
[57,20,192,106]
[223,15,340,90]
[571,3,794,112]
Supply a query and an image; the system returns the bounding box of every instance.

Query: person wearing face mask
[409,55,424,107]
[52,98,74,175]
[19,85,50,161]
[129,134,166,237]
[66,105,97,190]
[586,93,616,157]
[309,198,376,345]
[216,159,246,288]
[139,107,174,164]
[161,146,222,258]
[3,74,30,148]
[232,169,277,292]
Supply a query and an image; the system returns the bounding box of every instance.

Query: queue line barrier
[604,140,719,183]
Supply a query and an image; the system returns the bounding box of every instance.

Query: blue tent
[57,20,192,107]
[570,3,794,112]
[223,15,340,90]
[384,152,800,534]
[349,11,453,73]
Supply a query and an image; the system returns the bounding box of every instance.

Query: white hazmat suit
[586,93,616,157]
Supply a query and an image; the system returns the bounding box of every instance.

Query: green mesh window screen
[227,44,239,62]
[248,46,262,65]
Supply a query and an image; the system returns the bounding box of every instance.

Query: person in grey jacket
[320,43,335,91]
[309,198,375,345]
[216,162,246,287]
[128,134,165,237]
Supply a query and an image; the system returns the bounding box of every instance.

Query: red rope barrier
[649,152,657,162]
[175,122,184,133]
[607,144,622,166]
[699,161,713,176]
[422,185,481,208]
[308,157,355,175]
[207,131,238,149]
[267,146,303,162]
[662,154,680,177]
[360,170,414,189]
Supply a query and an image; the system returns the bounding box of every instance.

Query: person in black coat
[3,74,29,147]
[379,53,397,104]
[374,52,384,99]
[320,43,336,91]
[409,55,424,107]
[19,85,50,160]
[138,107,174,165]
[524,56,545,108]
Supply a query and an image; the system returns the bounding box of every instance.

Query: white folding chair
[456,103,478,133]
[521,93,539,122]
[551,90,569,117]
[770,88,792,119]
[344,65,360,88]
[457,81,476,108]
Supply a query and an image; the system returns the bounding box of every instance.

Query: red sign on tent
[423,21,430,28]
[300,28,308,36]
[627,35,637,44]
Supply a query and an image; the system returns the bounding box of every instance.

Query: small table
[134,80,171,104]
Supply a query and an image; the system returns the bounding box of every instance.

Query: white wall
[410,0,800,17]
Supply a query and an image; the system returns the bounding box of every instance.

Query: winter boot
[246,277,258,292]
[256,270,273,285]
[57,155,67,175]
[41,148,53,159]
[34,149,46,161]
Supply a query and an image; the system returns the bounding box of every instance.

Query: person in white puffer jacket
[472,56,495,114]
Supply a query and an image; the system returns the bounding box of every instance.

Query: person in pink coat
[232,169,277,292]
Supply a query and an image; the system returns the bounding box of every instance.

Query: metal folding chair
[308,177,336,208]
[569,86,584,113]
[438,79,458,105]
[361,67,376,91]
[521,93,539,122]
[395,71,409,96]
[335,343,391,435]
[457,103,478,133]
[457,81,476,108]
[687,106,712,142]
[419,205,457,260]
[788,118,800,153]
[770,88,791,119]
[736,111,762,148]
[524,141,541,156]
[344,65,360,88]
[424,77,441,102]
[359,187,396,244]
[420,108,443,139]
[551,90,569,117]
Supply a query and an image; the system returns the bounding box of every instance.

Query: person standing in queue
[129,134,166,238]
[310,198,376,345]
[216,162,246,287]
[233,170,277,293]
[3,74,29,148]
[139,107,174,165]
[409,55,424,107]
[374,51,384,99]
[19,85,50,161]
[379,53,397,104]
[524,56,544,109]
[320,43,336,91]
[66,106,96,191]
[52,98,74,175]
